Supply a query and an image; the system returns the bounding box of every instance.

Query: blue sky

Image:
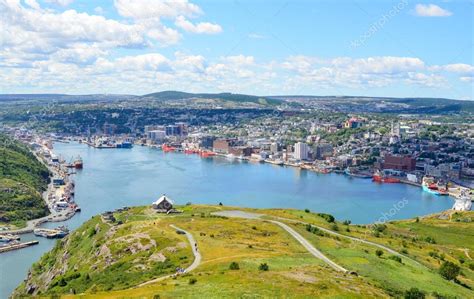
[0,0,472,99]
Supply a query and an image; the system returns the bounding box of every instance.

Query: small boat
[0,234,20,243]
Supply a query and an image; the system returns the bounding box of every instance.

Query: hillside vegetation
[0,134,50,226]
[14,205,474,298]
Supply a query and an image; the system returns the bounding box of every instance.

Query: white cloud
[114,0,201,20]
[175,16,222,34]
[0,0,222,68]
[414,4,452,17]
[44,0,75,7]
[442,63,474,74]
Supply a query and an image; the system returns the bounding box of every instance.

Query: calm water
[0,142,453,297]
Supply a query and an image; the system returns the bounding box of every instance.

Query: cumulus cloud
[0,0,222,67]
[414,4,452,17]
[175,16,222,34]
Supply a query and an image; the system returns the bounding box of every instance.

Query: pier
[0,241,39,253]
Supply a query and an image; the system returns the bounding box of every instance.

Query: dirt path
[138,224,201,287]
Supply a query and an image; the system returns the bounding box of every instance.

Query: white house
[152,194,174,211]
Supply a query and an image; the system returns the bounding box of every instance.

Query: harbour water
[0,142,453,298]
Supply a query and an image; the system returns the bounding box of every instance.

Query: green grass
[0,134,50,224]
[14,206,474,298]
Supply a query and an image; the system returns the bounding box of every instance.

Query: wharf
[0,241,39,253]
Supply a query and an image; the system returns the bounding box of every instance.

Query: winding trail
[138,224,201,287]
[270,215,422,266]
[268,220,348,272]
[213,210,424,270]
[213,211,348,273]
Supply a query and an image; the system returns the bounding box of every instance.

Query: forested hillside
[0,134,50,225]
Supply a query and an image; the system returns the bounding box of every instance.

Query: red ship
[184,149,197,154]
[162,144,176,152]
[373,171,400,183]
[200,151,216,158]
[74,156,83,169]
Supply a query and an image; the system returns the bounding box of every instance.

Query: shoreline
[1,144,78,235]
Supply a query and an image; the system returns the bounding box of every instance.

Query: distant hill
[141,91,283,106]
[269,95,474,114]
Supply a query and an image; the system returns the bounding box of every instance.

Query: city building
[383,154,416,171]
[294,142,309,160]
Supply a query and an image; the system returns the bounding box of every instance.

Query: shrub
[153,295,161,299]
[404,287,425,299]
[189,278,197,285]
[330,223,339,231]
[343,220,351,225]
[401,249,408,254]
[424,236,436,244]
[229,262,240,270]
[317,213,335,223]
[372,223,387,233]
[375,249,384,257]
[252,226,257,230]
[258,263,269,271]
[468,263,474,271]
[304,209,310,213]
[389,255,402,263]
[439,261,460,281]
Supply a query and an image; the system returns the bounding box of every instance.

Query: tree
[259,263,269,271]
[439,261,460,281]
[229,262,240,270]
[375,249,384,257]
[404,288,425,299]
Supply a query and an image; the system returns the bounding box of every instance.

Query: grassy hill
[0,134,50,226]
[141,91,283,106]
[13,205,474,298]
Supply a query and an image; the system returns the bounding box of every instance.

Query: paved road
[170,224,202,272]
[213,211,348,273]
[268,220,348,272]
[213,210,426,268]
[270,215,421,265]
[138,224,201,287]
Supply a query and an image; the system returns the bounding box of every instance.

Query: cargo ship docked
[373,170,401,183]
[422,177,449,196]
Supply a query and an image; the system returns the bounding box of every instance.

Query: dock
[0,241,39,253]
